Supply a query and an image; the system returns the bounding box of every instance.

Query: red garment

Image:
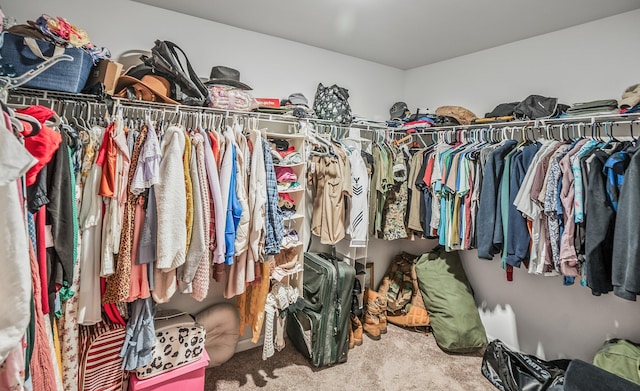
[278,146,296,158]
[209,132,220,167]
[423,153,435,186]
[35,209,49,315]
[101,278,126,325]
[17,106,62,187]
[18,119,33,136]
[96,123,116,197]
[16,105,55,125]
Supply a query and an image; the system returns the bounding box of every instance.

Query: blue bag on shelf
[0,31,93,93]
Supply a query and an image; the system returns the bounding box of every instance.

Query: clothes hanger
[601,121,623,150]
[545,124,555,141]
[393,133,413,147]
[308,125,333,156]
[12,112,42,138]
[520,125,530,143]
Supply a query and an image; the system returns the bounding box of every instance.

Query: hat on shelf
[203,66,252,90]
[390,101,411,121]
[284,93,309,107]
[435,106,477,125]
[619,83,640,109]
[114,65,178,105]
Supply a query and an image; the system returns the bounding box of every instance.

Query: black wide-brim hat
[203,65,252,90]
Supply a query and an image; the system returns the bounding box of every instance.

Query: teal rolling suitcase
[287,252,356,367]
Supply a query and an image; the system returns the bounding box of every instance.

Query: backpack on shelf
[312,83,352,125]
[141,40,209,106]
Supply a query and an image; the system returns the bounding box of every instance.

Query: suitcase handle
[24,37,65,60]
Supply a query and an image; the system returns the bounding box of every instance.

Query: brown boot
[349,317,355,349]
[375,278,390,335]
[351,314,363,346]
[363,289,381,340]
[377,295,388,334]
[377,274,391,297]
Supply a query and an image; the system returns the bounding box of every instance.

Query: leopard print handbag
[135,310,206,379]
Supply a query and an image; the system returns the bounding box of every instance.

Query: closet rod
[8,87,390,132]
[406,112,640,133]
[9,87,104,102]
[109,98,391,134]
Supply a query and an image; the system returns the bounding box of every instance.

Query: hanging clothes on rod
[3,85,337,386]
[394,117,640,293]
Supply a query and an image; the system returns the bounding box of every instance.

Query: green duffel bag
[415,246,487,353]
[593,339,640,385]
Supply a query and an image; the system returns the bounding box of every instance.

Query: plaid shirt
[263,139,284,255]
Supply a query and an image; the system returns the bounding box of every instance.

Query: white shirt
[345,142,370,247]
[246,129,267,275]
[77,163,104,325]
[0,122,37,362]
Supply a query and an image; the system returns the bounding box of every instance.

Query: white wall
[404,9,640,119]
[403,9,640,362]
[4,0,403,121]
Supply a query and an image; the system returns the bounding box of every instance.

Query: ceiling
[134,0,640,70]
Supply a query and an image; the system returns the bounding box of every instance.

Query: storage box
[135,311,206,380]
[86,60,123,95]
[129,350,209,391]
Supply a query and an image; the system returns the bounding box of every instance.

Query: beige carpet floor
[205,324,496,391]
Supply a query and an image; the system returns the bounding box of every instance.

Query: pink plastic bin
[129,350,210,391]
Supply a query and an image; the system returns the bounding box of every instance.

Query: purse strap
[161,40,208,97]
[24,37,65,60]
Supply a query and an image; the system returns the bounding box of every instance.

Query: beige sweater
[153,126,187,303]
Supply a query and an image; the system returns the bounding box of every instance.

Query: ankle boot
[377,274,391,297]
[349,317,355,349]
[363,289,381,340]
[351,314,363,346]
[367,289,388,334]
[377,295,388,334]
[376,278,390,334]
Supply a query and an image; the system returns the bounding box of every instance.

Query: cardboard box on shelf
[86,60,123,95]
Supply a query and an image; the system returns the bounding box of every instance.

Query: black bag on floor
[482,339,570,391]
[564,359,640,391]
[287,252,355,367]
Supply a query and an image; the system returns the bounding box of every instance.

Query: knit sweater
[153,126,187,303]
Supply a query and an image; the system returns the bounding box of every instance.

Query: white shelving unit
[263,126,307,294]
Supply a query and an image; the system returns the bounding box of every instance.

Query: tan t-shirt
[309,144,352,245]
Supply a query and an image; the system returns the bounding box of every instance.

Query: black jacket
[46,133,75,306]
[611,147,640,300]
[585,150,615,296]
